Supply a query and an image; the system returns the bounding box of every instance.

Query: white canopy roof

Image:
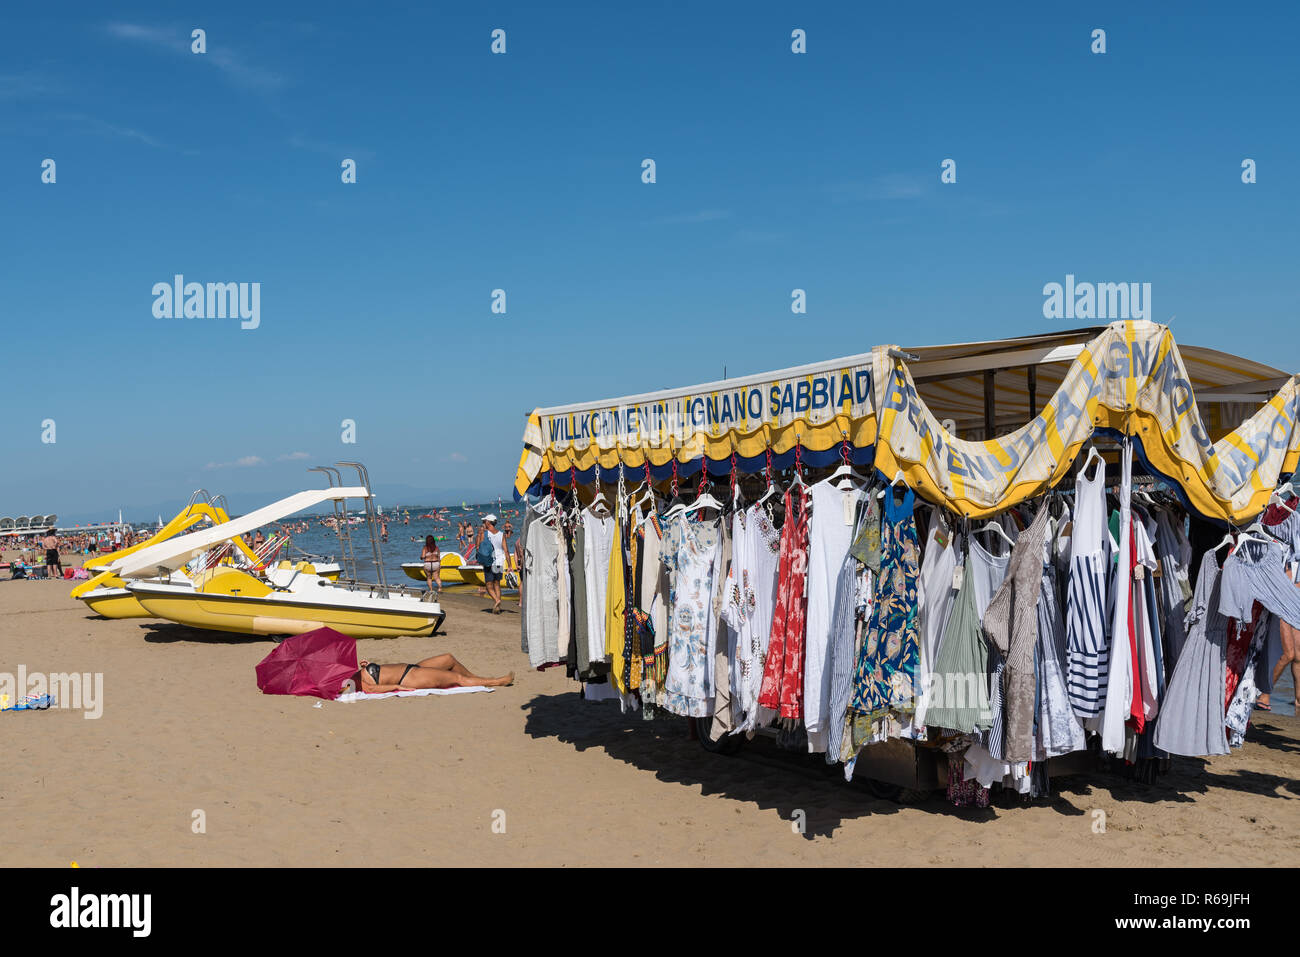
[114,487,369,578]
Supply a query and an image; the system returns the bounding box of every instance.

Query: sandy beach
[1,569,1297,868]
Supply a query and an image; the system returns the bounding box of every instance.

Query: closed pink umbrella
[255,627,359,699]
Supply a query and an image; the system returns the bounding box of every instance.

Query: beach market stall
[513,320,1300,802]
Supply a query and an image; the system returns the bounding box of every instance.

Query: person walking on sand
[420,534,442,595]
[43,531,63,578]
[1266,589,1300,713]
[476,514,507,613]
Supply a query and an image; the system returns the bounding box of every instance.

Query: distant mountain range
[51,483,513,526]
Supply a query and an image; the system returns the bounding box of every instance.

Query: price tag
[843,493,855,526]
[952,564,964,590]
[1134,565,1145,580]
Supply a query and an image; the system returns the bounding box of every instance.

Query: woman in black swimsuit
[355,654,514,693]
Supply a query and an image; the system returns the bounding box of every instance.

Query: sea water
[267,501,526,584]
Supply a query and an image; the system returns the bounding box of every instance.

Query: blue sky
[2,1,1297,520]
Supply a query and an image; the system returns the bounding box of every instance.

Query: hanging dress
[1065,453,1111,719]
[914,518,959,731]
[925,558,994,733]
[1154,510,1192,668]
[523,517,560,668]
[605,510,629,691]
[1226,607,1273,747]
[708,517,734,735]
[758,487,810,720]
[824,498,876,764]
[662,514,722,717]
[847,485,921,729]
[582,508,615,668]
[722,503,781,732]
[637,514,669,712]
[1152,555,1231,756]
[571,522,591,678]
[805,479,865,752]
[555,519,571,665]
[1034,559,1087,756]
[1098,440,1135,755]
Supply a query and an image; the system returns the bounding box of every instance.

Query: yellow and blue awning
[516,321,1299,524]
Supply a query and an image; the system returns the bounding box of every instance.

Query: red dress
[1224,600,1263,711]
[758,487,810,719]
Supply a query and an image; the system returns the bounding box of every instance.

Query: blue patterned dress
[849,486,920,725]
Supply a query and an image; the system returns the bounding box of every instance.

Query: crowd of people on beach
[3,525,136,579]
[5,526,134,560]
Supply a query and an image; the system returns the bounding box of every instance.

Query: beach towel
[1,694,54,711]
[334,686,493,703]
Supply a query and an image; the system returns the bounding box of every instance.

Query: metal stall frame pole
[338,461,389,594]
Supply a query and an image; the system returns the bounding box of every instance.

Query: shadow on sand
[521,691,995,838]
[138,621,272,645]
[520,692,1300,837]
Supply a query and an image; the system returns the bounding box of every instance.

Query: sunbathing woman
[355,654,514,693]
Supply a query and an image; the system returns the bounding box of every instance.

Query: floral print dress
[758,487,811,720]
[662,514,722,717]
[848,485,920,726]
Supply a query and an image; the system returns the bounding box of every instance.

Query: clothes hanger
[829,433,869,490]
[683,469,723,516]
[588,467,610,517]
[789,447,808,492]
[755,444,782,516]
[1269,481,1296,513]
[1216,527,1286,555]
[973,518,1017,549]
[876,469,905,500]
[1080,445,1106,479]
[684,487,724,516]
[626,471,648,508]
[663,461,691,519]
[630,461,657,514]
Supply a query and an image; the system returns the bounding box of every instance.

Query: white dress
[662,515,721,717]
[581,509,614,666]
[1097,441,1134,755]
[803,480,864,753]
[722,503,781,732]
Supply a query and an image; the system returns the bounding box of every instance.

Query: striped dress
[1065,455,1111,718]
